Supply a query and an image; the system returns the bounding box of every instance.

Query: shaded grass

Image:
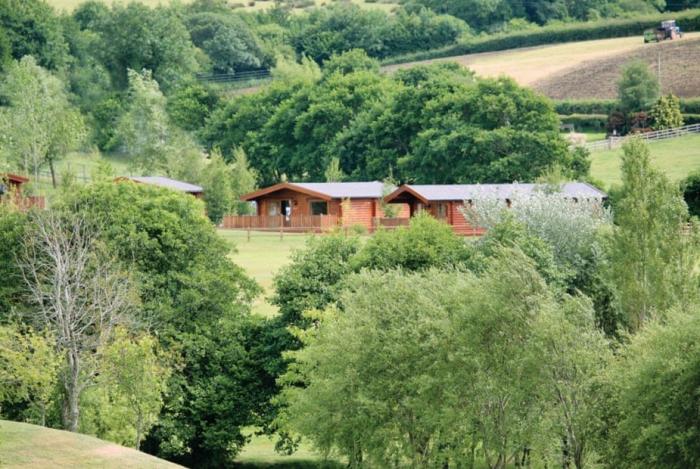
[235,427,342,468]
[590,133,700,189]
[0,420,181,468]
[219,230,311,317]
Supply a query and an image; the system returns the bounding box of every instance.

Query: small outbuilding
[115,176,204,198]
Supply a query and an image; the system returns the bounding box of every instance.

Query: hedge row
[383,9,700,65]
[559,113,700,130]
[555,98,700,115]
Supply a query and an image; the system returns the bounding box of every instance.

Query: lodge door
[281,200,292,226]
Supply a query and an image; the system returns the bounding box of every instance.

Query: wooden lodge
[0,173,45,210]
[384,182,608,235]
[227,181,409,232]
[229,181,607,235]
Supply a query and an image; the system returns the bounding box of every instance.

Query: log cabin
[231,181,409,232]
[384,182,607,235]
[0,173,45,210]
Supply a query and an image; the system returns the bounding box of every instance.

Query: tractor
[644,20,682,43]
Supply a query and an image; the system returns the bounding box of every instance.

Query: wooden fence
[221,214,339,232]
[373,217,410,230]
[1,196,45,211]
[582,123,700,151]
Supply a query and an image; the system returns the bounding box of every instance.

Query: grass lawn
[590,133,700,189]
[0,420,181,468]
[219,230,311,317]
[235,427,342,468]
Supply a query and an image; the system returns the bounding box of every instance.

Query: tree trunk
[49,158,57,188]
[63,351,81,432]
[135,411,143,450]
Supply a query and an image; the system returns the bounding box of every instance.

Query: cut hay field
[383,33,700,99]
[590,133,700,188]
[48,0,398,13]
[0,420,182,468]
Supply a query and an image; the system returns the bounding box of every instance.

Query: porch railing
[1,195,45,211]
[221,214,339,231]
[373,217,410,230]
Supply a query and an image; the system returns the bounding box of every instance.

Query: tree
[324,157,345,182]
[185,12,265,74]
[0,0,69,69]
[603,307,700,468]
[0,324,61,426]
[166,82,219,131]
[681,170,700,218]
[59,182,262,465]
[649,94,683,130]
[617,60,660,113]
[202,151,234,224]
[0,56,85,187]
[278,251,605,467]
[98,327,171,449]
[0,206,29,318]
[229,147,257,215]
[608,139,697,331]
[21,211,135,432]
[91,3,199,91]
[322,49,379,76]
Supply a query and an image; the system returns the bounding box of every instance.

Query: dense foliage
[204,59,587,185]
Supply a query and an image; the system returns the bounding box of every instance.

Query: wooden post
[280,215,284,241]
[247,228,251,242]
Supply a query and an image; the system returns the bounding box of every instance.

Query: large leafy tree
[59,182,263,465]
[90,3,199,91]
[617,60,660,113]
[0,56,85,187]
[0,0,69,69]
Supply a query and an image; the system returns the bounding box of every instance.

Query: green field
[0,420,181,468]
[590,134,700,188]
[220,230,311,317]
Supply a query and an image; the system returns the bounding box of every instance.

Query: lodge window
[310,200,328,216]
[436,202,448,219]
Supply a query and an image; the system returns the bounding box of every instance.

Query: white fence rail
[582,123,700,151]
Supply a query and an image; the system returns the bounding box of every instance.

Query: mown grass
[219,230,311,317]
[0,420,181,468]
[590,133,700,188]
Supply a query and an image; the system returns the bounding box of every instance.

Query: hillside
[0,420,182,468]
[48,0,399,13]
[534,36,700,99]
[383,33,700,95]
[590,133,700,188]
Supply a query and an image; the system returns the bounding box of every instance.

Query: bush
[559,113,607,131]
[381,9,700,64]
[555,98,700,115]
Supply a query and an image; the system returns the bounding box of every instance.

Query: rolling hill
[383,33,700,99]
[0,420,182,468]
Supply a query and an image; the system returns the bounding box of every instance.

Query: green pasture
[590,133,700,188]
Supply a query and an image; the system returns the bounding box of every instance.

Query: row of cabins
[228,181,607,235]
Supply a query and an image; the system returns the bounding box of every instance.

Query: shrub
[559,113,607,131]
[650,94,684,130]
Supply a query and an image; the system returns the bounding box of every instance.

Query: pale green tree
[202,150,234,224]
[229,147,257,215]
[650,94,684,130]
[0,56,85,187]
[324,157,345,182]
[97,327,171,449]
[0,324,61,426]
[608,139,697,331]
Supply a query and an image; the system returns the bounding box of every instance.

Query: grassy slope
[383,33,700,95]
[0,420,182,469]
[48,0,398,13]
[220,230,310,317]
[534,36,700,99]
[590,133,700,188]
